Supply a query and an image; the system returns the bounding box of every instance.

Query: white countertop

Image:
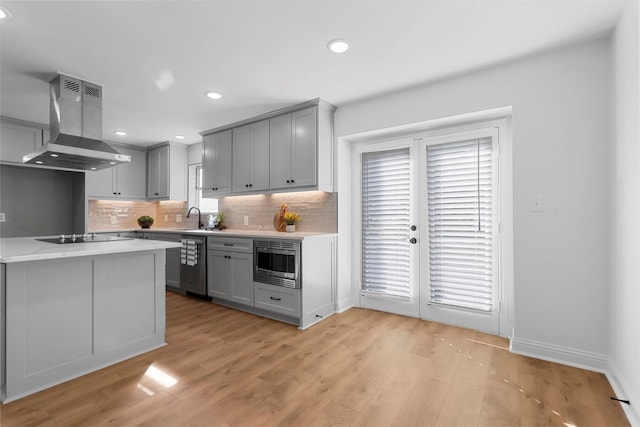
[0,236,181,263]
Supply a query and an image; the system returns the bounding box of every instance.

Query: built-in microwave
[254,240,301,288]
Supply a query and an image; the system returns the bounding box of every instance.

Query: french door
[358,127,502,335]
[418,128,500,334]
[358,140,420,318]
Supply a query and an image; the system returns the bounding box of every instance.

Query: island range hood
[23,72,131,171]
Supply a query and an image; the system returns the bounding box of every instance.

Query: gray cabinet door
[147,145,169,199]
[116,147,146,199]
[229,251,253,306]
[203,130,232,196]
[208,250,232,299]
[207,250,253,306]
[290,107,317,188]
[269,113,292,189]
[165,247,182,291]
[86,167,115,198]
[0,122,44,163]
[232,120,269,193]
[269,107,317,190]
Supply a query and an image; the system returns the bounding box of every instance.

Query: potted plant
[283,212,300,232]
[137,215,154,229]
[214,211,225,230]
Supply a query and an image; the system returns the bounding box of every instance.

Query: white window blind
[427,138,494,312]
[361,148,411,299]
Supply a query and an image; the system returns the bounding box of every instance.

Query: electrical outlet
[244,216,249,226]
[110,215,117,225]
[164,214,168,222]
[0,213,5,222]
[176,214,182,223]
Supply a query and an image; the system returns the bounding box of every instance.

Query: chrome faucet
[186,206,203,229]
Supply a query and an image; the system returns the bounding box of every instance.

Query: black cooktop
[37,234,133,244]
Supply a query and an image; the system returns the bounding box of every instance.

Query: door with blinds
[419,128,500,335]
[359,142,420,318]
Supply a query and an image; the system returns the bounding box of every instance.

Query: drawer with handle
[207,237,253,253]
[254,282,300,317]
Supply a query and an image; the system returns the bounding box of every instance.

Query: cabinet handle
[290,179,295,184]
[223,243,233,246]
[245,184,249,188]
[286,180,290,183]
[113,192,117,195]
[269,296,282,301]
[154,192,159,196]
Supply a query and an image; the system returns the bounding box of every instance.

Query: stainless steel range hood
[23,73,131,171]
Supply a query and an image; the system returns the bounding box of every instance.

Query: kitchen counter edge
[96,228,337,240]
[0,237,181,263]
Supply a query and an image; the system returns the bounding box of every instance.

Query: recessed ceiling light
[0,7,12,20]
[35,161,43,165]
[110,162,117,165]
[328,39,351,54]
[205,91,222,100]
[90,167,97,171]
[174,135,185,140]
[50,153,59,157]
[114,130,127,136]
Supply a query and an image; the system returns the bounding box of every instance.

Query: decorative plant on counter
[283,211,300,232]
[214,211,226,230]
[137,215,154,229]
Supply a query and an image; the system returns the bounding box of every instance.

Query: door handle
[410,225,417,231]
[409,238,417,244]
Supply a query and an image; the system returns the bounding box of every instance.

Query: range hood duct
[23,73,131,171]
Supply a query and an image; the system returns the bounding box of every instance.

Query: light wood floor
[1,291,629,426]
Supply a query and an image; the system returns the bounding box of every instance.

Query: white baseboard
[607,359,640,427]
[335,297,354,313]
[510,337,608,373]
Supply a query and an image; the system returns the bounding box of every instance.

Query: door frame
[349,115,513,337]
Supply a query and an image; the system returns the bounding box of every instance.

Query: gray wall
[0,165,86,237]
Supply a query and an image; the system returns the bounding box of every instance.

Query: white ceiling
[0,0,627,146]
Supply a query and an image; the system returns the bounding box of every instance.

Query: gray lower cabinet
[208,250,253,306]
[254,283,300,318]
[207,237,253,306]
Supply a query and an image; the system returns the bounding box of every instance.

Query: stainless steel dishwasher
[180,235,208,297]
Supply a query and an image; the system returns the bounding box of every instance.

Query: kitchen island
[0,236,181,403]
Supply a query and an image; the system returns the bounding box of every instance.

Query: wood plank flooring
[1,291,630,426]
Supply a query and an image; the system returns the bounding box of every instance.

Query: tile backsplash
[88,191,337,233]
[219,191,337,233]
[88,200,191,231]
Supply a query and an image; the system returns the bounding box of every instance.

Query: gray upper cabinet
[147,142,187,201]
[232,120,269,193]
[270,106,317,190]
[202,129,232,197]
[0,119,46,164]
[86,146,146,200]
[199,98,336,196]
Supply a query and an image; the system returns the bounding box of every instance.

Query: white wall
[609,2,640,425]
[335,37,612,369]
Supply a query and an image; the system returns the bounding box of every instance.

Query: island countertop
[0,236,181,263]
